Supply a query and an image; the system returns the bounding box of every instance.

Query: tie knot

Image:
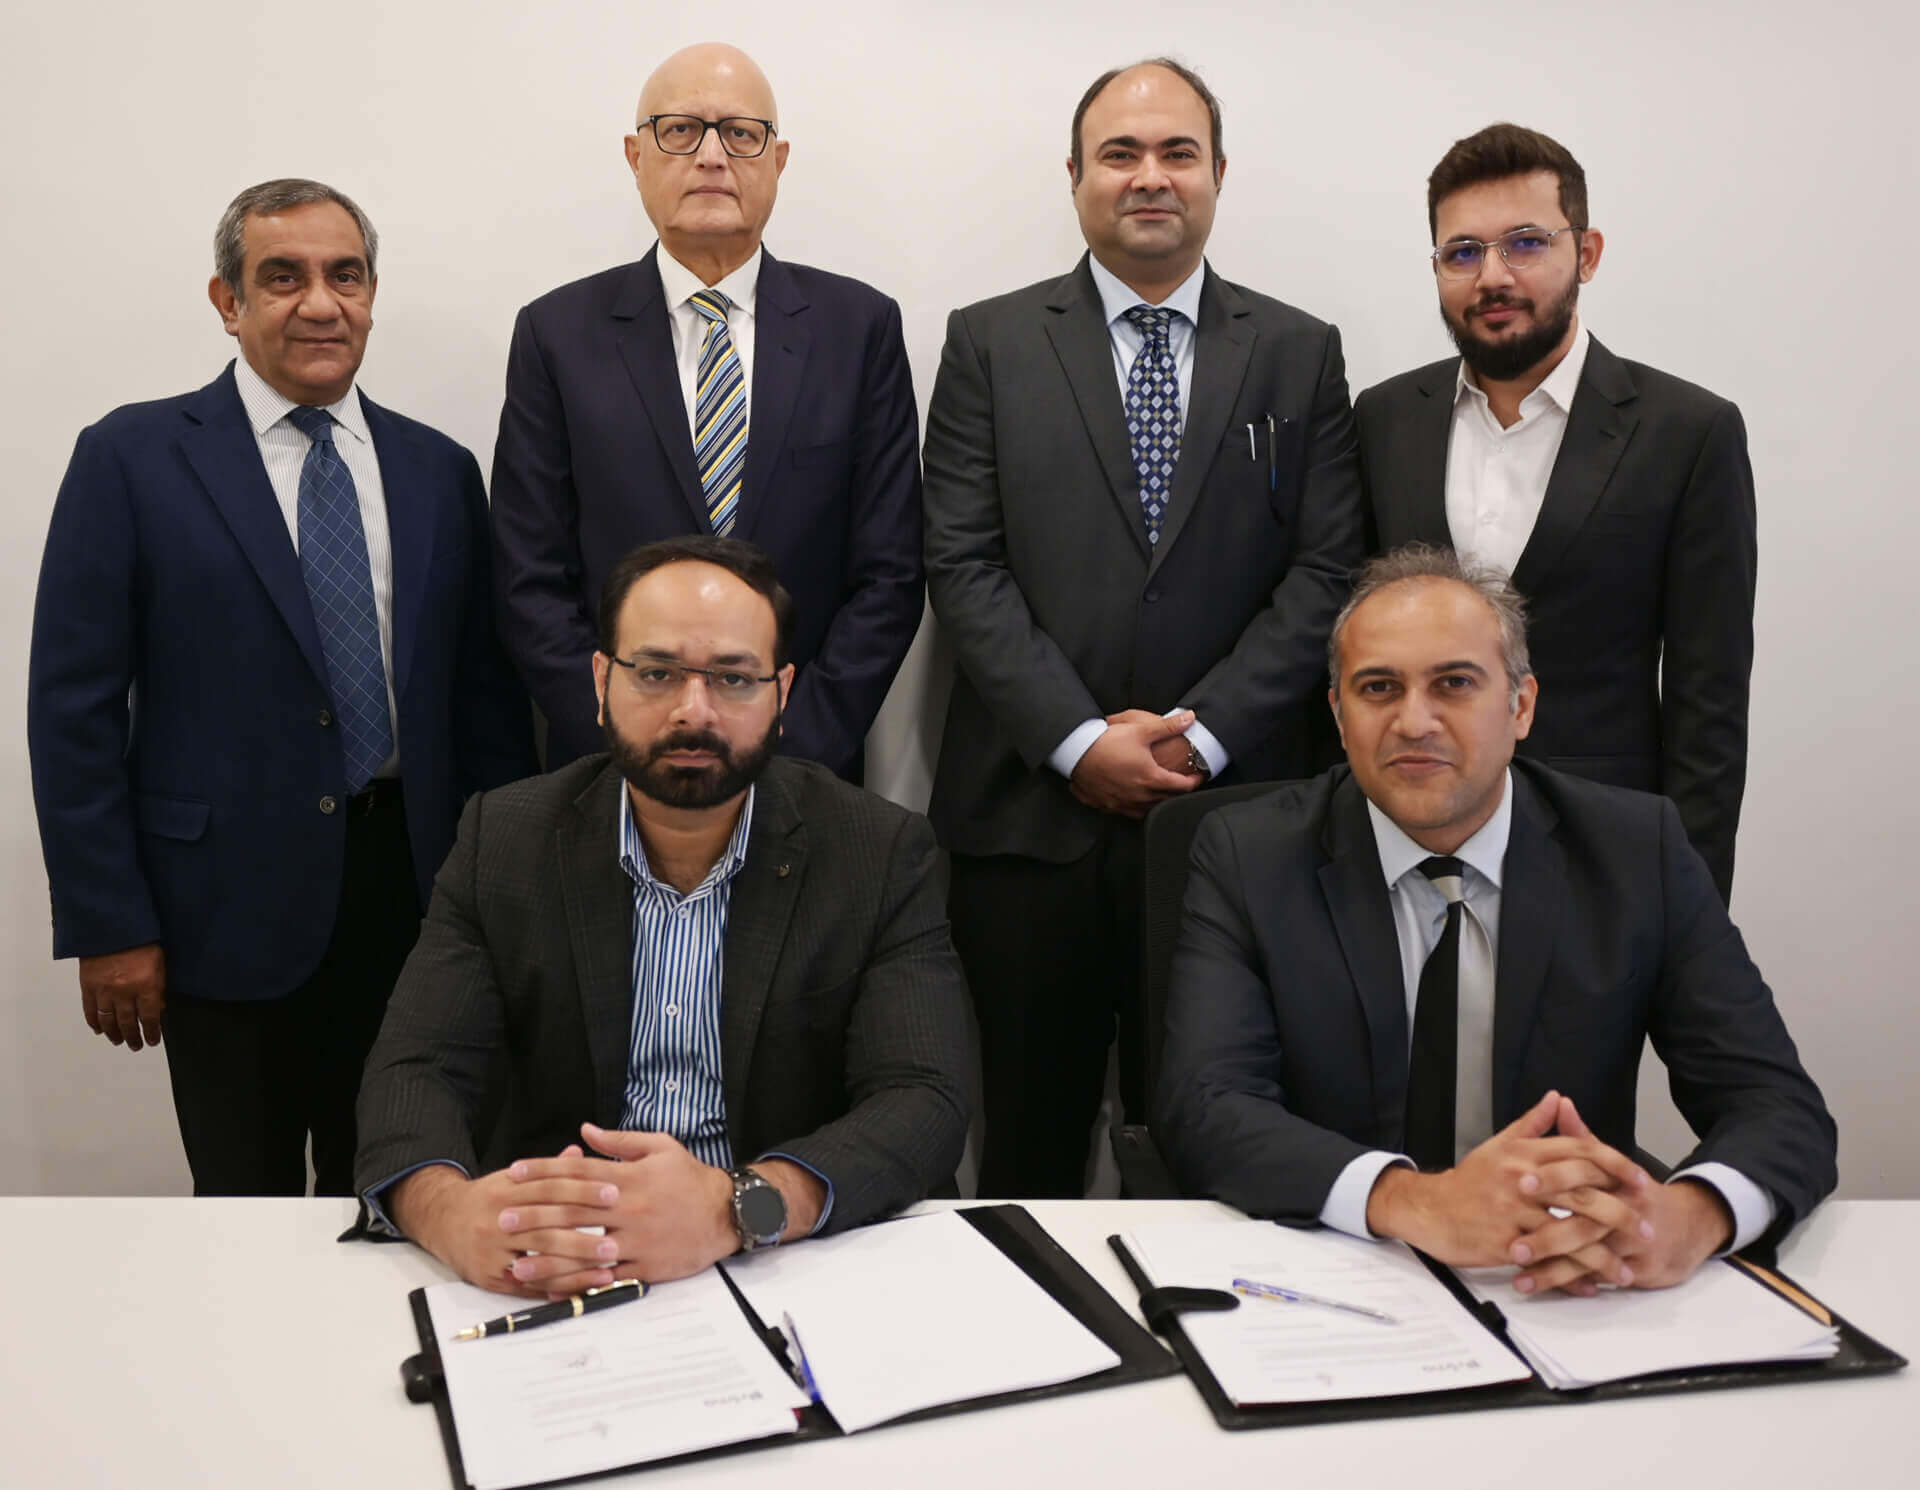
[1417,855,1467,904]
[1123,305,1173,343]
[689,289,732,324]
[286,405,334,443]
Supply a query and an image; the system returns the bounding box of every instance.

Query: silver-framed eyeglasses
[1430,226,1579,278]
[606,654,778,706]
[636,114,778,158]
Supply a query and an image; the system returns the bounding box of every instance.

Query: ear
[772,137,790,178]
[775,662,795,722]
[208,275,241,336]
[591,650,611,727]
[1511,673,1539,740]
[1065,155,1079,192]
[1214,152,1227,190]
[1577,227,1604,283]
[623,133,645,180]
[1327,686,1346,751]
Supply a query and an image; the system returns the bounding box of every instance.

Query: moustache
[1467,293,1532,319]
[1120,193,1184,216]
[647,730,732,764]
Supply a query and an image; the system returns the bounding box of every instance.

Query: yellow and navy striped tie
[689,289,747,535]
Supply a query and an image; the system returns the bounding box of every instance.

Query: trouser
[949,824,1146,1200]
[162,779,420,1196]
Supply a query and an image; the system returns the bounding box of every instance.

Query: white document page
[1458,1259,1839,1389]
[723,1209,1121,1432]
[424,1270,806,1490]
[1123,1221,1531,1404]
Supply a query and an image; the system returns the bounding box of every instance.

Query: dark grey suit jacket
[1355,337,1756,901]
[1156,760,1835,1253]
[354,755,972,1232]
[923,256,1365,863]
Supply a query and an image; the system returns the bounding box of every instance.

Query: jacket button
[317,709,333,727]
[1144,588,1161,603]
[319,796,338,814]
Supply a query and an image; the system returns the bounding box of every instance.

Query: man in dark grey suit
[356,537,970,1295]
[1158,547,1833,1295]
[1356,123,1755,903]
[923,58,1364,1198]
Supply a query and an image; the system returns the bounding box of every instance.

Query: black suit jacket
[1355,337,1756,900]
[923,257,1364,862]
[354,755,972,1231]
[490,246,924,779]
[1156,760,1835,1252]
[28,366,534,999]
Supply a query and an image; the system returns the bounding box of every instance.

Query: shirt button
[319,796,337,814]
[1480,511,1496,526]
[665,1004,679,1017]
[317,709,333,727]
[664,1080,679,1093]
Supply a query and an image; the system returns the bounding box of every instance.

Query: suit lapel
[1316,777,1412,1142]
[1395,363,1457,547]
[360,395,433,708]
[720,770,806,1143]
[1490,770,1564,1124]
[611,248,712,532]
[737,251,809,541]
[1510,337,1638,596]
[558,767,640,1127]
[1042,258,1151,561]
[1150,268,1254,577]
[178,367,329,688]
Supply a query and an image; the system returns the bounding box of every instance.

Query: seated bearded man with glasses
[354,536,971,1295]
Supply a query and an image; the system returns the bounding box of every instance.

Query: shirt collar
[1454,321,1590,420]
[1088,254,1206,332]
[1366,767,1513,894]
[657,243,763,319]
[617,780,757,899]
[232,354,370,445]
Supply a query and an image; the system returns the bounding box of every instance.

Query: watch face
[737,1179,786,1242]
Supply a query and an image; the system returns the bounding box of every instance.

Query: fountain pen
[450,1278,648,1341]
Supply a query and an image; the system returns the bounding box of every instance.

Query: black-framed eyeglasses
[605,654,778,706]
[635,114,778,159]
[1430,226,1579,278]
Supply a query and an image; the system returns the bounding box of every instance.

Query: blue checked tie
[1123,306,1182,544]
[286,405,393,793]
[689,289,747,534]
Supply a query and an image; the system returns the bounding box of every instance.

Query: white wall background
[3,0,1914,1197]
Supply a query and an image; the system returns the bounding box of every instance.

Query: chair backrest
[1139,781,1290,1106]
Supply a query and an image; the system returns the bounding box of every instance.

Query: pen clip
[781,1311,821,1403]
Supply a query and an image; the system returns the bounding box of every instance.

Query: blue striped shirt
[616,784,754,1165]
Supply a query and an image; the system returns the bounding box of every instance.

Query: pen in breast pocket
[1266,414,1278,491]
[1246,422,1258,460]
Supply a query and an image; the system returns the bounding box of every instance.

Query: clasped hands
[391,1123,824,1299]
[1069,708,1206,818]
[1366,1091,1736,1296]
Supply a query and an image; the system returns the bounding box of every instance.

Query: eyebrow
[631,647,765,668]
[1097,134,1203,153]
[252,254,368,278]
[1441,222,1551,244]
[1348,660,1490,681]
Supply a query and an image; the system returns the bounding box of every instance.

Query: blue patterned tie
[286,405,392,792]
[1123,306,1182,544]
[689,289,747,535]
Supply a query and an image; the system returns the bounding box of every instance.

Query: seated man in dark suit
[356,536,971,1296]
[1158,545,1834,1295]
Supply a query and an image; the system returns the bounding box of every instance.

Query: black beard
[1443,276,1579,383]
[604,709,781,809]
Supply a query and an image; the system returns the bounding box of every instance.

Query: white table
[3,1198,1910,1489]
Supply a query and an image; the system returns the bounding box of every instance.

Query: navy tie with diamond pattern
[689,289,747,535]
[1122,305,1182,544]
[286,405,391,793]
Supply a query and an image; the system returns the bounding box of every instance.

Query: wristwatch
[1184,742,1212,780]
[728,1166,788,1251]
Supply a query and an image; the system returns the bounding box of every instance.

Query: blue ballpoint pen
[1232,1276,1400,1326]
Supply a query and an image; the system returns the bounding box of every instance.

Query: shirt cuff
[1048,718,1109,779]
[1670,1162,1777,1254]
[1319,1151,1412,1239]
[362,1159,471,1237]
[1179,716,1230,777]
[759,1151,834,1236]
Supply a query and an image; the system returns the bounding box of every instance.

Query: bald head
[638,43,779,129]
[624,41,789,283]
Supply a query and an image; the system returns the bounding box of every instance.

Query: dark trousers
[162,780,420,1196]
[949,824,1146,1200]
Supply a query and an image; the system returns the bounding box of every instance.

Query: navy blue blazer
[27,364,536,1001]
[490,246,924,778]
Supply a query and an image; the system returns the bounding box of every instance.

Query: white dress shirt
[232,355,399,774]
[1048,257,1228,781]
[1444,323,1590,575]
[655,244,761,445]
[1318,769,1776,1254]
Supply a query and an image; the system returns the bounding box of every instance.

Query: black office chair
[1113,781,1289,1198]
